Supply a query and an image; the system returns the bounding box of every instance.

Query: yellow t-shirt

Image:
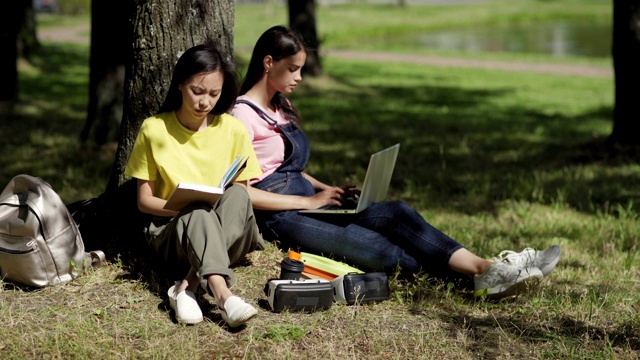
[125,111,262,200]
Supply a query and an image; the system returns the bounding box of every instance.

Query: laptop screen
[355,144,400,212]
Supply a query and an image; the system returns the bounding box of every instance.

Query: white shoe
[474,262,543,299]
[219,296,258,328]
[495,245,562,276]
[168,285,203,324]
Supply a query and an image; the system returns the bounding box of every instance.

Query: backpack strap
[86,250,106,268]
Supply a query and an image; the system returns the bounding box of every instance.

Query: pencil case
[288,250,364,280]
[332,272,390,305]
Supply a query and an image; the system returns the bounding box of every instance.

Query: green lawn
[1,1,638,359]
[235,0,612,66]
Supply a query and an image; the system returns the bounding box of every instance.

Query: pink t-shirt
[231,95,290,183]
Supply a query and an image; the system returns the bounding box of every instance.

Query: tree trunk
[18,1,39,60]
[288,0,322,76]
[610,0,640,146]
[106,0,235,192]
[0,0,28,103]
[82,0,130,147]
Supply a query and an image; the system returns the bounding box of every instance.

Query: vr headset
[332,272,390,305]
[267,272,390,312]
[267,279,333,313]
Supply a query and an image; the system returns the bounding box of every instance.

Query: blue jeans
[245,104,467,282]
[261,200,464,278]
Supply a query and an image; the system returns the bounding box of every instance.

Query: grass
[35,13,90,29]
[1,1,639,359]
[234,0,612,66]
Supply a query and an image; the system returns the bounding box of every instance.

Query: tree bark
[0,0,28,103]
[106,0,235,192]
[610,0,640,146]
[288,0,322,76]
[82,0,131,147]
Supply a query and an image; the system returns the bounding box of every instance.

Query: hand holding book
[163,155,248,211]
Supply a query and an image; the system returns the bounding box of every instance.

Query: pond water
[388,20,612,58]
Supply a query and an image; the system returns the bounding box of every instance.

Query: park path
[325,50,612,78]
[38,23,612,79]
[38,24,90,45]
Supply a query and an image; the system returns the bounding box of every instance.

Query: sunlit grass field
[234,0,612,66]
[1,1,638,358]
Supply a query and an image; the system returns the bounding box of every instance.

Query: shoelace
[497,247,537,267]
[485,261,531,283]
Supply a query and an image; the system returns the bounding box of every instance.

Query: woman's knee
[226,183,250,198]
[391,201,414,213]
[378,201,417,219]
[181,203,213,221]
[223,184,252,208]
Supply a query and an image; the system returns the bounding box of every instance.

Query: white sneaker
[474,262,543,299]
[168,285,204,324]
[496,245,562,276]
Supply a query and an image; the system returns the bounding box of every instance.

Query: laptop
[299,144,400,215]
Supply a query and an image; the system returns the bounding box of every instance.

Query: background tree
[0,0,31,103]
[106,0,236,192]
[610,0,640,148]
[82,0,130,147]
[18,1,39,60]
[288,0,322,76]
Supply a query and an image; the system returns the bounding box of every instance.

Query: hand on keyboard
[340,194,359,209]
[339,184,360,210]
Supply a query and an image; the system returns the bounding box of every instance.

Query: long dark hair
[159,44,238,116]
[240,25,306,121]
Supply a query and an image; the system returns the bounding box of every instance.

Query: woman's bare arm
[245,182,343,210]
[136,179,179,217]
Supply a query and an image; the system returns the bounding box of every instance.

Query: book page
[219,155,248,188]
[163,184,224,211]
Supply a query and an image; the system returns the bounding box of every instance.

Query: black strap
[87,250,106,268]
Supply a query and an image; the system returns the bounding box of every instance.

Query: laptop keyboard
[318,196,359,211]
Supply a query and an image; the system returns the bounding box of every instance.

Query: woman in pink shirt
[233,26,561,299]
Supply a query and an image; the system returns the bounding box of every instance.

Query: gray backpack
[0,174,104,288]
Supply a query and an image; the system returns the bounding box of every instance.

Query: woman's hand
[305,186,344,209]
[340,184,360,198]
[246,179,360,211]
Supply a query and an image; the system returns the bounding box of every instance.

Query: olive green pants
[147,185,265,291]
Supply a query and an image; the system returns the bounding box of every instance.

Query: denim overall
[237,100,466,281]
[236,100,315,198]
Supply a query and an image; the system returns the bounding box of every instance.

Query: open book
[163,155,248,211]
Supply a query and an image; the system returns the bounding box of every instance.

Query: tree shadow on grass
[435,310,639,358]
[403,275,639,356]
[0,43,102,195]
[291,69,635,220]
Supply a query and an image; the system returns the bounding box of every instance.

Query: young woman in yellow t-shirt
[125,44,264,328]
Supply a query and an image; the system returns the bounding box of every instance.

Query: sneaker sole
[221,307,258,328]
[474,273,543,299]
[176,314,204,325]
